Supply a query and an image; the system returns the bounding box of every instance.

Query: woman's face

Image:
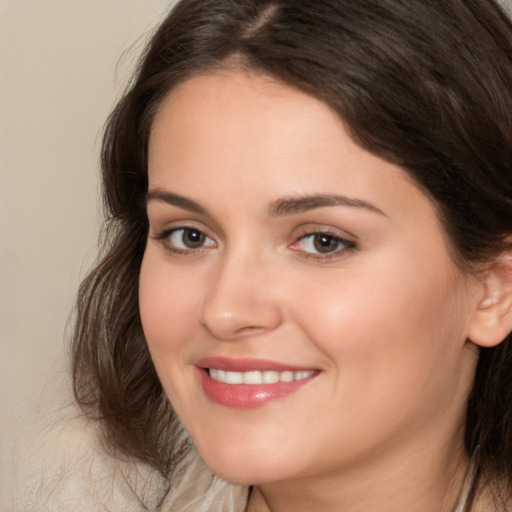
[140,71,482,486]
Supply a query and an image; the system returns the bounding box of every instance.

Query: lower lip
[197,368,316,409]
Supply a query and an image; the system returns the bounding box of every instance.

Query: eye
[155,227,216,252]
[293,231,356,258]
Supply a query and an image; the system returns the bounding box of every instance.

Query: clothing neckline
[453,451,479,512]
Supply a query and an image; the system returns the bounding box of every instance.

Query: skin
[139,70,489,511]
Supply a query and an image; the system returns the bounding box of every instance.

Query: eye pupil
[183,229,205,248]
[314,234,337,253]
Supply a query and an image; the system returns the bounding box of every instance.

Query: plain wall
[0,1,173,505]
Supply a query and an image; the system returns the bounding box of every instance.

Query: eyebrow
[268,194,386,217]
[146,189,386,217]
[146,189,209,216]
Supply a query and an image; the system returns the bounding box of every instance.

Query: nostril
[233,325,265,336]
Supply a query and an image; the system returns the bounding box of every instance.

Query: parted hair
[72,0,512,502]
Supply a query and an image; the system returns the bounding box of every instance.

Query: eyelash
[291,230,357,262]
[152,226,357,260]
[153,226,216,256]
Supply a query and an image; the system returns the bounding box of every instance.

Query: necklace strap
[453,451,479,512]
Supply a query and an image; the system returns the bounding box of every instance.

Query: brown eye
[181,228,206,248]
[162,227,216,251]
[313,233,340,253]
[294,231,356,258]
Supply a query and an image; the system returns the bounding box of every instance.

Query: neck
[246,435,470,512]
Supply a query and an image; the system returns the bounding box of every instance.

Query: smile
[208,368,316,385]
[196,358,320,408]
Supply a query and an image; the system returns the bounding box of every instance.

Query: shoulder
[162,449,248,512]
[8,377,168,511]
[7,374,247,512]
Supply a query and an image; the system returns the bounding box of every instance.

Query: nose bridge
[199,246,282,340]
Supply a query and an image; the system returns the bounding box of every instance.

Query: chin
[197,446,294,486]
[208,465,283,487]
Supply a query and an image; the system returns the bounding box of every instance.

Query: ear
[468,250,512,348]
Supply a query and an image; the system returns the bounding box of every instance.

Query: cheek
[139,251,206,424]
[138,252,199,367]
[294,254,470,409]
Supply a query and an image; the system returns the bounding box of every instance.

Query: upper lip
[196,356,318,372]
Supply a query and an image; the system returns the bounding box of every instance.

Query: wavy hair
[72,0,512,503]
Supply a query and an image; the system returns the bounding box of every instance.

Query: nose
[199,250,283,340]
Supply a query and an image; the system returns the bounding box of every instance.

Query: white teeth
[225,371,243,384]
[208,369,315,385]
[243,371,262,384]
[262,371,279,384]
[210,369,225,382]
[280,371,294,382]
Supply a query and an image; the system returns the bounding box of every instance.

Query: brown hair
[72,0,512,502]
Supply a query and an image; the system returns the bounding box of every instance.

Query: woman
[69,0,512,510]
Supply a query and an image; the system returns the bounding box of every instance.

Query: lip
[196,356,314,372]
[195,357,319,409]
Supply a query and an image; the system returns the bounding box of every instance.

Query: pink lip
[195,357,319,409]
[196,356,313,372]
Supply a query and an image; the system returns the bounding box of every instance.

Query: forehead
[148,70,436,226]
[149,69,342,161]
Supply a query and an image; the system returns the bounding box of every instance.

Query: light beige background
[1,0,511,507]
[0,0,173,506]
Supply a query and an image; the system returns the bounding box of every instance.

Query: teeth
[208,368,315,385]
[225,371,243,384]
[243,371,262,384]
[262,371,279,384]
[280,371,294,382]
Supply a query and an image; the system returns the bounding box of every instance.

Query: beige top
[7,384,247,512]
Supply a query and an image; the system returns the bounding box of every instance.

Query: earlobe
[468,252,512,348]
